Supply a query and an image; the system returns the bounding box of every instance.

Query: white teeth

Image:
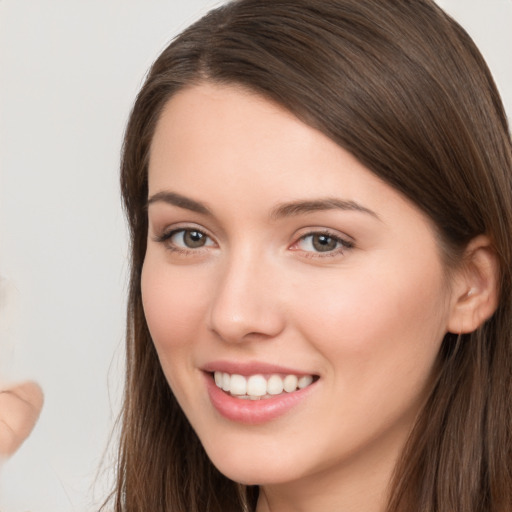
[247,375,267,396]
[213,371,315,399]
[283,374,298,392]
[230,374,247,396]
[221,372,231,392]
[267,374,284,395]
[298,375,314,389]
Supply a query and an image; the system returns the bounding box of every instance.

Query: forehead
[148,83,429,229]
[150,84,374,197]
[149,83,320,181]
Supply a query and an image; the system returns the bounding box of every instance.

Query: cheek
[287,265,450,452]
[292,258,450,392]
[141,255,212,407]
[141,256,207,348]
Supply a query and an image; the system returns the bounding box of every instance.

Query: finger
[0,381,44,457]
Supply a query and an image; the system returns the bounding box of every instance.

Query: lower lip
[205,373,317,425]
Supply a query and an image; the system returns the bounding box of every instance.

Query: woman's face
[142,83,457,491]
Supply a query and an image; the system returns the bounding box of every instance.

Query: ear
[447,235,500,334]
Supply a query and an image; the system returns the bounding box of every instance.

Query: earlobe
[447,235,500,334]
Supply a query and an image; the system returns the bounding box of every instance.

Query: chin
[216,463,298,487]
[203,441,301,486]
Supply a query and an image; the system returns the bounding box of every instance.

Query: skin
[142,83,473,512]
[0,381,43,459]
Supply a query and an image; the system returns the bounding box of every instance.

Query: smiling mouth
[213,371,318,400]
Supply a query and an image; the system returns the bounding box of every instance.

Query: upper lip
[201,360,316,377]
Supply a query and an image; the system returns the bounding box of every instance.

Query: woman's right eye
[156,228,215,251]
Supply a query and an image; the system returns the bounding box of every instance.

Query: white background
[0,1,510,511]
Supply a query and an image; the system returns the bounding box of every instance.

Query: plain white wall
[0,1,510,511]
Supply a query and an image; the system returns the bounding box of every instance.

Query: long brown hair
[107,1,512,510]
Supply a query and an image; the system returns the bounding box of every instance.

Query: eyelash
[292,231,354,258]
[154,227,354,258]
[154,227,215,255]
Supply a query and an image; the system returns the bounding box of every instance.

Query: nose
[207,250,286,344]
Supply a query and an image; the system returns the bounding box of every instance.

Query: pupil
[313,234,336,252]
[184,230,205,248]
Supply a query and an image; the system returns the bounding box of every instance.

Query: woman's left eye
[292,232,353,255]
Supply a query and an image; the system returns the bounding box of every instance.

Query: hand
[0,381,43,458]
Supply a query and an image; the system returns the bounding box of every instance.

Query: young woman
[107,0,512,510]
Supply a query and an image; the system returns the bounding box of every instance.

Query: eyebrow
[147,191,379,221]
[270,198,380,220]
[146,191,212,215]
